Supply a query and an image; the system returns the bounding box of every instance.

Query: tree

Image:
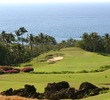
[90,32,100,52]
[15,30,20,44]
[15,27,27,46]
[67,38,75,47]
[103,33,110,53]
[0,42,9,65]
[19,27,28,47]
[82,33,90,50]
[34,36,40,61]
[29,34,35,57]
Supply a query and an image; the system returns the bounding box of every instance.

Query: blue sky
[0,0,110,4]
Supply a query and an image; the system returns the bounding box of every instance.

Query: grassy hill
[22,47,110,72]
[0,47,110,99]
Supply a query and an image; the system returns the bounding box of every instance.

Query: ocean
[0,3,110,42]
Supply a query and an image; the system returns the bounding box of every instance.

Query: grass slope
[22,47,110,72]
[0,70,110,98]
[0,47,110,99]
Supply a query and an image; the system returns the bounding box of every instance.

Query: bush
[21,67,34,73]
[40,59,47,62]
[13,68,20,72]
[0,66,13,71]
[24,64,33,67]
[0,66,20,74]
[76,70,89,73]
[4,69,20,74]
[0,69,5,74]
[45,54,54,60]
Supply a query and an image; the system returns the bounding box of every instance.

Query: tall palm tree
[1,31,6,44]
[82,33,90,50]
[19,27,28,47]
[103,33,110,53]
[15,27,28,46]
[29,34,35,57]
[15,30,21,44]
[90,32,100,52]
[34,36,40,61]
[38,33,45,44]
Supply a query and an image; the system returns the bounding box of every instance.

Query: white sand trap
[47,56,63,62]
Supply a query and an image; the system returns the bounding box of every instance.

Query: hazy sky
[0,0,110,4]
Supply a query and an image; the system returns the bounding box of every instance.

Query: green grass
[21,47,110,72]
[1,68,110,90]
[1,47,110,99]
[0,70,110,97]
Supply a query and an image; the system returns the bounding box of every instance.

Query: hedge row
[0,66,34,74]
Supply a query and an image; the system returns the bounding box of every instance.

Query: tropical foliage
[76,32,110,53]
[0,27,57,65]
[0,27,110,66]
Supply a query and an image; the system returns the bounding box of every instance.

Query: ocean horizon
[0,3,110,42]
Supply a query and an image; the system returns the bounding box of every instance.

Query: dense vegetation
[0,27,57,65]
[76,32,110,53]
[0,27,110,66]
[55,32,110,54]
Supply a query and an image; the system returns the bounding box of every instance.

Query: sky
[0,0,110,4]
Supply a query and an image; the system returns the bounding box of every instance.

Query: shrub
[4,69,20,74]
[0,66,20,74]
[0,69,5,74]
[24,64,33,67]
[12,68,20,73]
[45,54,54,60]
[90,70,100,73]
[0,66,13,71]
[76,70,89,73]
[21,67,34,73]
[40,59,47,62]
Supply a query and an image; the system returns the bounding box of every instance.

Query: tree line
[0,27,110,66]
[0,27,57,65]
[76,32,110,53]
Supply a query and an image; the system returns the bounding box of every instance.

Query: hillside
[22,47,110,72]
[0,47,110,99]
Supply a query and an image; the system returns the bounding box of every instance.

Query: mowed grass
[22,47,110,72]
[1,47,110,99]
[0,70,110,99]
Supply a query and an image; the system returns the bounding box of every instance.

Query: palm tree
[1,31,6,44]
[34,36,40,61]
[90,32,100,52]
[103,33,110,53]
[82,33,90,50]
[38,33,45,44]
[29,34,35,57]
[15,27,28,46]
[67,38,75,47]
[15,30,21,44]
[19,27,28,46]
[8,33,15,43]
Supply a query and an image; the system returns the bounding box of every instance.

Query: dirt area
[47,56,63,63]
[0,95,36,100]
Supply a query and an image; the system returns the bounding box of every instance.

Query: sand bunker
[47,56,63,62]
